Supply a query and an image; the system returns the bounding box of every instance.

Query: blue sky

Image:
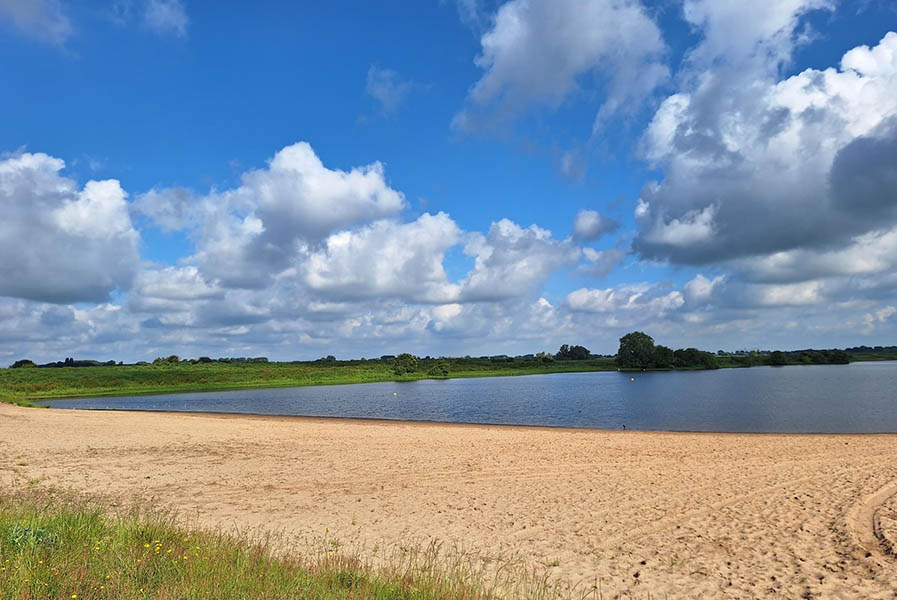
[2,0,896,362]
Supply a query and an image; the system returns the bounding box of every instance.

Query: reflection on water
[40,361,897,433]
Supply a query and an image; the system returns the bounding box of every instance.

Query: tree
[556,344,591,360]
[393,353,419,376]
[653,345,675,368]
[9,359,36,369]
[769,351,787,366]
[536,351,555,363]
[617,332,655,369]
[427,362,449,377]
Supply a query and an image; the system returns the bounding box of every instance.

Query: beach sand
[1,403,896,598]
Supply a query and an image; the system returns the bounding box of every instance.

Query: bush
[393,353,419,376]
[426,362,449,377]
[9,360,36,369]
[769,351,788,366]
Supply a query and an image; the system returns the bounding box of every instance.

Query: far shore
[2,402,896,598]
[5,356,897,407]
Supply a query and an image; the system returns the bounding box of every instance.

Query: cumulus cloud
[571,209,619,241]
[454,0,668,131]
[683,274,724,305]
[132,187,196,231]
[460,219,580,301]
[635,30,897,264]
[579,247,625,279]
[567,283,684,316]
[734,226,897,283]
[138,142,407,288]
[0,0,71,44]
[863,305,897,333]
[365,66,416,115]
[0,152,139,303]
[303,213,462,303]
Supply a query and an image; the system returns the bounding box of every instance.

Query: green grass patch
[1,489,558,600]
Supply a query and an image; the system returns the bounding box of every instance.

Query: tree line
[7,334,857,371]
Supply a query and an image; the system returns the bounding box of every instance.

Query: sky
[1,0,896,363]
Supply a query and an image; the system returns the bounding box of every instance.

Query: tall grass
[0,489,604,600]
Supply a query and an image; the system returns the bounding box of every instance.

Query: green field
[0,489,558,600]
[0,357,618,407]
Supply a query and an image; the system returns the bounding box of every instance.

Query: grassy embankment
[0,489,564,600]
[0,358,617,406]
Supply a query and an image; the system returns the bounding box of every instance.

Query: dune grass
[0,488,581,600]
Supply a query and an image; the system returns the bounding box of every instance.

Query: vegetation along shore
[2,331,895,407]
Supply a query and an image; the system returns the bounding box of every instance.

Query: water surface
[40,362,897,433]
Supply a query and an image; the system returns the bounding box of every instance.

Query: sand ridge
[2,403,897,598]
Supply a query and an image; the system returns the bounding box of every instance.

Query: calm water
[40,362,897,433]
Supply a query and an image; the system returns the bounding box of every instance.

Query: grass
[0,358,618,406]
[1,488,592,600]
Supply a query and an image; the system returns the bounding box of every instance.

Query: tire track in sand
[848,478,897,559]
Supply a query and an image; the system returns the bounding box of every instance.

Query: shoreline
[32,404,897,436]
[8,358,897,406]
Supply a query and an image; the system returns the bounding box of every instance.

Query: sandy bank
[1,403,896,598]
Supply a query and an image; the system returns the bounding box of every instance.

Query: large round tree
[617,331,656,369]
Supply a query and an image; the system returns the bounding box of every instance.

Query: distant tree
[825,350,850,364]
[152,355,180,365]
[653,345,675,368]
[536,351,555,363]
[427,362,449,377]
[556,344,591,360]
[9,359,36,369]
[617,332,655,369]
[197,356,213,363]
[769,351,787,366]
[393,353,419,376]
[671,348,719,369]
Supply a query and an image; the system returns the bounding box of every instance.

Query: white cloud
[303,213,462,303]
[132,187,196,232]
[567,283,684,315]
[0,152,139,303]
[682,0,833,70]
[579,246,625,278]
[635,31,897,264]
[454,0,668,131]
[0,0,71,44]
[746,281,824,307]
[460,219,580,300]
[366,66,416,115]
[143,0,188,37]
[734,226,897,283]
[683,274,724,304]
[572,209,618,241]
[138,142,407,288]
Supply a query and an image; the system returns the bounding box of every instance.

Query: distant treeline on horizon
[7,340,897,370]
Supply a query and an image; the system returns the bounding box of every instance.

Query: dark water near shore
[40,362,897,433]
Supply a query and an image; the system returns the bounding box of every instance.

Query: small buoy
[630,377,635,382]
[393,392,397,396]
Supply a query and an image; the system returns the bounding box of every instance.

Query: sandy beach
[1,403,896,598]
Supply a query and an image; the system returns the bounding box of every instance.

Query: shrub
[393,353,419,376]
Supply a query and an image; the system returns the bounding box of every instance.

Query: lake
[39,361,897,433]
